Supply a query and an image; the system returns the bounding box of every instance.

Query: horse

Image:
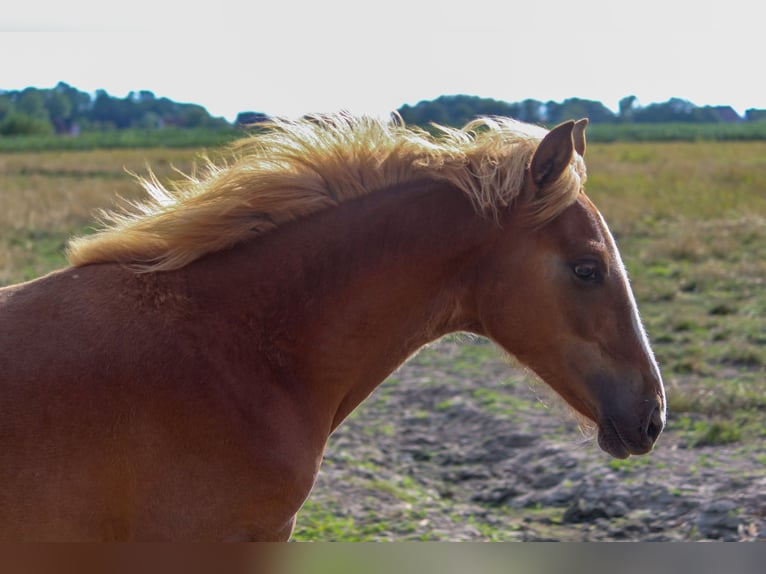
[0,113,665,541]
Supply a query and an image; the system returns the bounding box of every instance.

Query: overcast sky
[2,0,763,121]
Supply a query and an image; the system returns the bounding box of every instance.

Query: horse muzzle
[597,401,665,459]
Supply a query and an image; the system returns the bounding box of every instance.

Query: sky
[2,0,764,122]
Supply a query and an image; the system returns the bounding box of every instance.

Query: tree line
[0,82,229,136]
[2,82,766,138]
[396,95,766,128]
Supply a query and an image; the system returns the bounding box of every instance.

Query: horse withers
[0,113,665,540]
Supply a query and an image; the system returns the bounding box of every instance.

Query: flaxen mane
[66,113,586,272]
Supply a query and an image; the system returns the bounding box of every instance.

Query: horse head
[475,120,666,458]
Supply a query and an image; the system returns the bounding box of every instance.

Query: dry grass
[585,142,766,231]
[0,148,199,231]
[4,141,765,281]
[0,148,199,284]
[581,143,766,444]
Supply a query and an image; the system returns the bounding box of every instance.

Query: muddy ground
[297,338,766,541]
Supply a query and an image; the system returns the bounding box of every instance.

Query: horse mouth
[597,417,652,459]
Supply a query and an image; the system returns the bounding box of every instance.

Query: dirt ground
[297,338,766,541]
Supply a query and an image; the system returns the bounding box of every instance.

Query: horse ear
[530,120,575,187]
[573,118,588,157]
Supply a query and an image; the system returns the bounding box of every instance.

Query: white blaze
[596,210,666,420]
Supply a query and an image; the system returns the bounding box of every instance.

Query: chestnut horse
[0,114,665,541]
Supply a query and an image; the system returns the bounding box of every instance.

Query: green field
[1,140,764,540]
[0,127,244,153]
[2,122,766,154]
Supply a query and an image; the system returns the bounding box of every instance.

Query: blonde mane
[66,113,586,272]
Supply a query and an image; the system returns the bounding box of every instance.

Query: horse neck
[188,179,497,432]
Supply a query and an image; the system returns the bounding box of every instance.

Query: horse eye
[573,261,599,282]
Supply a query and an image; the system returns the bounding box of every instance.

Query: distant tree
[138,90,156,102]
[634,98,697,123]
[52,82,92,126]
[134,112,162,130]
[180,104,214,128]
[518,99,544,124]
[546,98,615,124]
[235,111,269,126]
[54,82,86,103]
[468,95,521,121]
[619,95,638,122]
[745,109,766,122]
[90,89,134,129]
[16,88,49,121]
[691,106,740,123]
[46,90,73,133]
[0,94,14,122]
[0,83,231,134]
[398,95,522,127]
[398,99,449,125]
[91,89,118,128]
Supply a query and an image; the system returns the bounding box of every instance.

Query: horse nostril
[645,406,664,443]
